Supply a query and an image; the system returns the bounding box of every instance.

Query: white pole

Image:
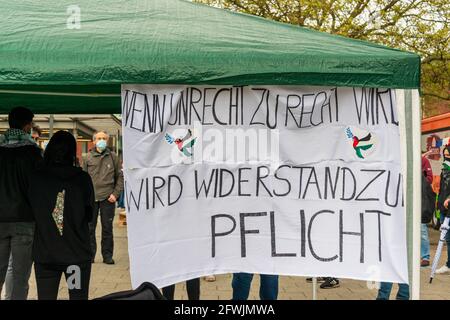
[397,89,422,300]
[410,89,422,300]
[312,277,317,300]
[49,114,54,138]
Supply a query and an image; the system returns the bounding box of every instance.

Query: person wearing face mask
[82,131,123,265]
[0,107,43,300]
[436,144,450,275]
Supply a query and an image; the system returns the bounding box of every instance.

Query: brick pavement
[6,212,450,300]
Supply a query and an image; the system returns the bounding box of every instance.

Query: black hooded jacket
[28,165,95,265]
[438,167,450,218]
[438,146,450,218]
[0,143,43,222]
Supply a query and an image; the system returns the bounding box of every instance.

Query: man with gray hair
[83,130,123,265]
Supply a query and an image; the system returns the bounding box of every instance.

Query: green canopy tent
[0,0,420,113]
[0,0,422,299]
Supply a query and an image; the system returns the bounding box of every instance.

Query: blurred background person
[83,131,123,265]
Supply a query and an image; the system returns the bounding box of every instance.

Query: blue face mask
[96,140,107,152]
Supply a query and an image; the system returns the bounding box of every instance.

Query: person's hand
[108,194,117,203]
[423,150,433,158]
[444,198,450,209]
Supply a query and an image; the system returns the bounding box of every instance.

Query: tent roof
[0,0,420,113]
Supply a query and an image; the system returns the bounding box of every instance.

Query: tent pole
[410,89,422,300]
[397,90,412,299]
[72,120,77,137]
[399,89,422,300]
[49,114,54,138]
[312,277,317,300]
[116,129,120,156]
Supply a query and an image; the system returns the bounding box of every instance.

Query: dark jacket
[82,148,123,202]
[422,174,435,224]
[438,167,450,217]
[0,140,43,222]
[28,166,95,265]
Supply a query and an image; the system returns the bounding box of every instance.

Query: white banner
[122,85,408,288]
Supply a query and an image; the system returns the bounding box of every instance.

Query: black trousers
[34,263,91,300]
[90,200,115,260]
[162,278,200,300]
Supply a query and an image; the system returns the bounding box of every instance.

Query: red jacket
[422,156,433,185]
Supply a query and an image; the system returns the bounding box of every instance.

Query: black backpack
[93,282,166,300]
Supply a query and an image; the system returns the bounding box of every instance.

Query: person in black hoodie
[435,144,450,275]
[28,130,95,300]
[0,107,43,300]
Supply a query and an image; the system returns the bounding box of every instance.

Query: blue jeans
[232,273,278,300]
[376,282,409,300]
[117,191,125,209]
[421,223,430,261]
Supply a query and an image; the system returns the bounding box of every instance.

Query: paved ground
[14,212,450,300]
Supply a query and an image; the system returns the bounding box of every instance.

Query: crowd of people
[420,150,450,276]
[0,106,449,300]
[0,107,123,300]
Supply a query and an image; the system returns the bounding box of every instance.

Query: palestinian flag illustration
[165,129,197,157]
[52,190,65,236]
[345,127,377,159]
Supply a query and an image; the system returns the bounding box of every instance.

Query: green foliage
[196,0,449,116]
